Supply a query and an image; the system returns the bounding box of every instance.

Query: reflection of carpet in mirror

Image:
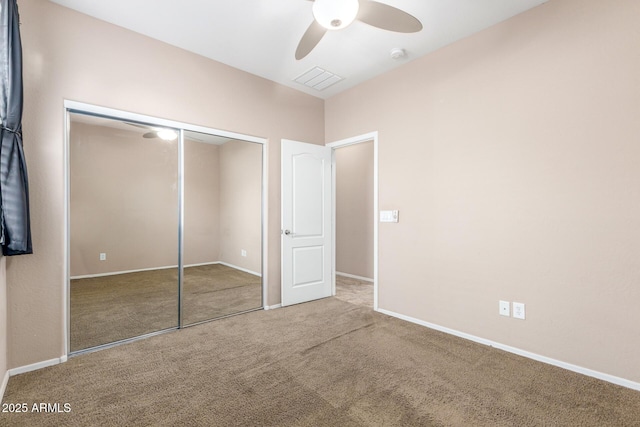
[70,264,262,352]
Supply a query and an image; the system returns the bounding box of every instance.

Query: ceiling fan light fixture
[312,0,359,30]
[157,129,178,141]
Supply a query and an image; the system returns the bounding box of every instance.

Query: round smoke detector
[390,48,406,60]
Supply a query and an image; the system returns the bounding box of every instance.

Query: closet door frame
[64,100,268,356]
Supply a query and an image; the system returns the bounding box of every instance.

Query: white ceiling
[48,0,548,99]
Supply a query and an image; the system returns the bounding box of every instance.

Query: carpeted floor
[3,297,639,426]
[71,264,262,351]
[334,275,373,308]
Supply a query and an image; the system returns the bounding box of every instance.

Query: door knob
[284,229,292,235]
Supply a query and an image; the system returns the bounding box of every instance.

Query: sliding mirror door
[68,106,265,353]
[182,131,263,325]
[69,113,180,352]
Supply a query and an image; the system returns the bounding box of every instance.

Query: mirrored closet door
[68,113,180,352]
[68,110,264,353]
[182,131,263,325]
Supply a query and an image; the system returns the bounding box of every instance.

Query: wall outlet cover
[499,300,510,317]
[513,302,526,320]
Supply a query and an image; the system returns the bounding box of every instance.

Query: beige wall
[219,140,263,274]
[335,141,374,279]
[70,122,180,276]
[184,138,221,266]
[0,258,6,390]
[326,0,640,383]
[9,0,323,368]
[70,124,261,277]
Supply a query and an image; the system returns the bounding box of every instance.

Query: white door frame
[327,131,379,311]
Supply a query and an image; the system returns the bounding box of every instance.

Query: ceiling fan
[296,0,423,60]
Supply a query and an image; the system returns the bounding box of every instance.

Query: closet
[67,108,264,353]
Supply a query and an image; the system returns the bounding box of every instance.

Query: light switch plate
[380,210,399,223]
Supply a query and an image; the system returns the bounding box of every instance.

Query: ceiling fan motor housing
[312,0,360,30]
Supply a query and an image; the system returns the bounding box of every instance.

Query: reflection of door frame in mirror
[63,100,268,356]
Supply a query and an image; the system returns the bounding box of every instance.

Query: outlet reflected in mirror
[69,112,180,351]
[182,130,263,325]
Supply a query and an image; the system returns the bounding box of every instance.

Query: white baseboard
[8,355,67,377]
[71,264,181,280]
[264,304,281,310]
[336,272,374,282]
[217,262,261,278]
[377,308,640,392]
[71,261,261,280]
[0,369,9,401]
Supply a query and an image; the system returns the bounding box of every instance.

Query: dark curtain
[0,0,31,255]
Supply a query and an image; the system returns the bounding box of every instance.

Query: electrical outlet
[241,249,247,257]
[99,253,107,261]
[499,300,510,317]
[513,302,525,320]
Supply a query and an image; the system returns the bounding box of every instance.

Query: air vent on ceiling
[294,66,343,91]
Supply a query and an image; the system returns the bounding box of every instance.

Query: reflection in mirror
[69,112,179,352]
[183,131,263,325]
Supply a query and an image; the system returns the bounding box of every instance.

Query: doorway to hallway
[329,133,378,310]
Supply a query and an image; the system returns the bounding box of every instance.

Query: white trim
[336,271,374,282]
[70,264,180,280]
[261,137,269,310]
[63,104,71,357]
[8,356,67,377]
[63,100,267,145]
[0,369,9,401]
[217,262,262,278]
[178,128,186,326]
[264,304,282,310]
[70,261,262,281]
[378,308,640,392]
[328,132,379,311]
[185,261,223,268]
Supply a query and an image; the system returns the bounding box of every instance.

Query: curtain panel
[0,0,32,255]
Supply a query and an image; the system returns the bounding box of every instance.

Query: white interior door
[281,139,332,306]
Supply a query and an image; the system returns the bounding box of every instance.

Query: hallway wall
[335,141,374,280]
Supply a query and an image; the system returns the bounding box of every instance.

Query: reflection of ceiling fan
[124,122,178,141]
[296,0,422,60]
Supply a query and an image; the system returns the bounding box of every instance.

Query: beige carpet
[3,297,639,426]
[71,264,262,351]
[335,275,373,308]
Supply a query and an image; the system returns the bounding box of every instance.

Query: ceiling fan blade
[295,20,327,60]
[357,1,423,33]
[143,132,158,139]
